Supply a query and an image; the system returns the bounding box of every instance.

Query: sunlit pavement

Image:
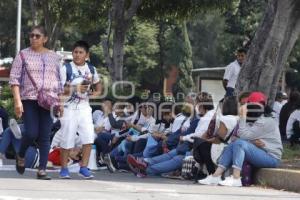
[0,169,299,200]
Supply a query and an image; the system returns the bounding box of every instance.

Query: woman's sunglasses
[29,33,42,39]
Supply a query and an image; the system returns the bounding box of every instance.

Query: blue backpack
[65,62,95,82]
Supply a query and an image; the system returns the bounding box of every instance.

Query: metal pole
[16,0,22,54]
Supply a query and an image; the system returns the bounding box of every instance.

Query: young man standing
[59,40,101,179]
[223,48,247,97]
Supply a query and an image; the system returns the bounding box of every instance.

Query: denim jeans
[218,139,279,170]
[145,149,184,175]
[0,125,24,154]
[225,87,235,97]
[143,135,161,158]
[94,132,114,155]
[19,100,53,170]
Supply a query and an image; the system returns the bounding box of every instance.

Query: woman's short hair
[222,96,238,116]
[31,25,48,37]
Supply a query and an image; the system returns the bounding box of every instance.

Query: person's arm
[89,67,102,99]
[238,118,265,140]
[222,79,228,90]
[223,64,231,90]
[10,53,23,119]
[11,85,23,119]
[182,113,213,141]
[108,113,126,129]
[89,82,102,99]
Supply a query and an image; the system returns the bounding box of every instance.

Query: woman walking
[9,25,62,180]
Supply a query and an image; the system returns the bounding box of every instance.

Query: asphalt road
[0,169,299,200]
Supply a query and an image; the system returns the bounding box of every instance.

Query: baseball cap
[247,92,267,105]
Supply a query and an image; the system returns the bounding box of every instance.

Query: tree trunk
[41,0,60,50]
[28,0,38,25]
[103,0,142,82]
[112,26,126,81]
[236,0,300,104]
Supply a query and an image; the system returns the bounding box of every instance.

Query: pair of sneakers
[198,175,242,187]
[99,153,116,173]
[59,167,94,179]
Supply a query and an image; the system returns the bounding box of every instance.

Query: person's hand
[95,126,104,134]
[239,104,247,118]
[112,136,118,145]
[206,137,215,143]
[56,105,64,118]
[231,136,239,142]
[126,135,132,141]
[252,139,265,148]
[152,132,161,139]
[79,84,90,93]
[14,100,23,119]
[179,136,184,142]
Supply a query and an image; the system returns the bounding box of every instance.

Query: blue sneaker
[59,167,71,179]
[79,167,94,179]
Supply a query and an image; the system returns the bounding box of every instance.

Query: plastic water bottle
[87,145,98,170]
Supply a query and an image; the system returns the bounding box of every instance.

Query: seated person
[0,119,45,168]
[192,96,239,178]
[94,101,128,172]
[286,101,300,146]
[126,92,214,177]
[198,92,283,187]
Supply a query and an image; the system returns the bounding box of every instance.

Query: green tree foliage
[187,11,228,68]
[124,20,160,87]
[164,21,194,94]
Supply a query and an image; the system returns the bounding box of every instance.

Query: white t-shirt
[171,113,188,133]
[182,109,215,141]
[286,110,300,139]
[223,60,241,88]
[136,114,156,132]
[60,62,100,109]
[272,101,283,125]
[92,110,111,132]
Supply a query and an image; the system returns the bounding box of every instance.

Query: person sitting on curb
[198,92,283,187]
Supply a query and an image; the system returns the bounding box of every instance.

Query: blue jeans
[145,149,184,175]
[0,125,24,154]
[225,87,235,97]
[143,135,161,158]
[19,100,53,170]
[218,139,279,170]
[94,132,114,155]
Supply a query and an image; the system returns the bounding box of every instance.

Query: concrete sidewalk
[254,168,300,193]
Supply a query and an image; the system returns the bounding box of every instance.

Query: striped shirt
[9,48,63,100]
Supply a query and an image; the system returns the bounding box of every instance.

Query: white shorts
[59,106,94,149]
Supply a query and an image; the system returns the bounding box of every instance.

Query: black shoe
[37,170,51,180]
[16,155,25,175]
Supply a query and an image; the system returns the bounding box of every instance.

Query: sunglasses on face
[29,33,42,39]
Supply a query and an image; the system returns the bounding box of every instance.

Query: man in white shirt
[223,48,247,96]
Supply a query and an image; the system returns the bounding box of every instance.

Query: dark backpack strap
[65,62,73,82]
[133,110,141,125]
[87,62,95,75]
[87,62,96,91]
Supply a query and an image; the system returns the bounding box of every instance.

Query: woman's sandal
[15,155,25,175]
[37,170,51,180]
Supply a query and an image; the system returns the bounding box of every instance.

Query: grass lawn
[280,143,300,169]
